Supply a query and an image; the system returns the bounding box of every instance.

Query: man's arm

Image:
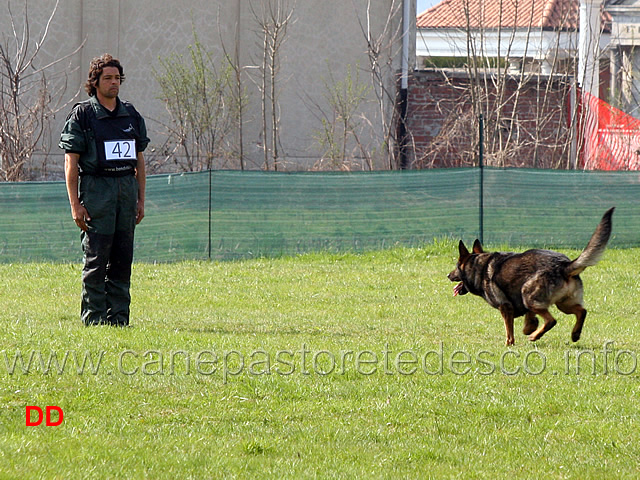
[135,152,146,224]
[64,153,91,231]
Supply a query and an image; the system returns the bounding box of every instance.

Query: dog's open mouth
[453,282,467,296]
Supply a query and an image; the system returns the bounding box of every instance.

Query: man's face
[96,66,121,99]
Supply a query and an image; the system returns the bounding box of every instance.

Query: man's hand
[64,153,91,231]
[135,152,146,225]
[71,202,91,232]
[136,200,145,225]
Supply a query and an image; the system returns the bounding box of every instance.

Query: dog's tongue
[453,282,464,297]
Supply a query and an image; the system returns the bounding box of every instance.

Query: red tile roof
[417,0,580,31]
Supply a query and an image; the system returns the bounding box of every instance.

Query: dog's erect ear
[472,239,484,254]
[458,240,470,260]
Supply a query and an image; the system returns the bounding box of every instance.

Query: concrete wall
[1,0,408,179]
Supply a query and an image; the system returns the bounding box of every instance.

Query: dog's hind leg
[522,311,539,336]
[571,308,587,342]
[559,304,587,342]
[528,309,557,342]
[499,304,516,346]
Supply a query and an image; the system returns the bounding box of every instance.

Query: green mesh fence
[0,168,638,263]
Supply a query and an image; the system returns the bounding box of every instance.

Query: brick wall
[406,70,575,169]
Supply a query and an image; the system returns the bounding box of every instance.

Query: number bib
[104,139,136,161]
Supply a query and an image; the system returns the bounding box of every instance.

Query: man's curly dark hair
[84,54,125,97]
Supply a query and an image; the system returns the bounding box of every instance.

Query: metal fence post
[208,168,212,260]
[478,114,484,244]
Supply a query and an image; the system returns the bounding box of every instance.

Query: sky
[417,0,439,15]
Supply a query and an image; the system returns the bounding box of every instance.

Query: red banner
[579,91,640,170]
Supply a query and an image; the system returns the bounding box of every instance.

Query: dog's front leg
[499,304,515,346]
[523,311,539,335]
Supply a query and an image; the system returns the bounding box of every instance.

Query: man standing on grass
[59,54,149,326]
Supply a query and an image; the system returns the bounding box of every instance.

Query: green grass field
[1,242,639,478]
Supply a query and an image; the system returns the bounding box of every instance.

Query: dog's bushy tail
[566,207,615,277]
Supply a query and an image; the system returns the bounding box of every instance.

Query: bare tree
[310,63,373,170]
[153,32,236,172]
[353,0,404,170]
[0,0,83,181]
[218,3,250,171]
[249,0,296,171]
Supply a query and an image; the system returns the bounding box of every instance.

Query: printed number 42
[112,142,131,158]
[104,140,136,161]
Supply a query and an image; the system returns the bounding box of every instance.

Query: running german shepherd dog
[448,208,614,345]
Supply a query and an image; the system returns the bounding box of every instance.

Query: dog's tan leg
[499,304,515,346]
[522,311,539,336]
[528,310,557,342]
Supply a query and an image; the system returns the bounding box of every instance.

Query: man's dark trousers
[79,175,138,326]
